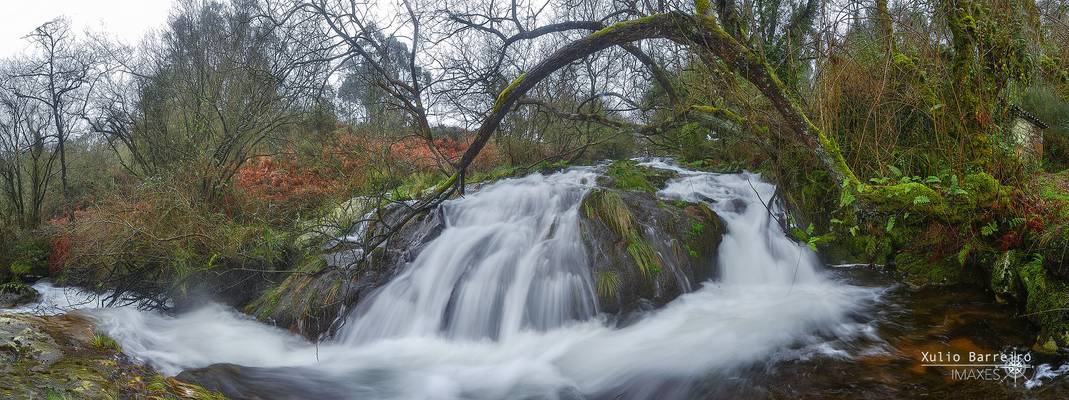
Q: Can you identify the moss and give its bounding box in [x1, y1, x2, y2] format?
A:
[432, 172, 459, 194]
[694, 0, 710, 16]
[246, 256, 327, 321]
[1018, 255, 1069, 350]
[863, 182, 948, 216]
[689, 222, 704, 237]
[894, 252, 962, 287]
[989, 250, 1022, 303]
[589, 14, 664, 40]
[492, 74, 525, 112]
[954, 172, 1010, 208]
[599, 160, 674, 193]
[0, 313, 220, 399]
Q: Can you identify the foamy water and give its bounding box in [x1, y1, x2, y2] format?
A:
[10, 163, 893, 398]
[4, 281, 109, 315]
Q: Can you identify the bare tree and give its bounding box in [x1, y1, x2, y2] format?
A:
[88, 0, 332, 201]
[292, 1, 861, 275]
[0, 63, 60, 229]
[10, 18, 100, 221]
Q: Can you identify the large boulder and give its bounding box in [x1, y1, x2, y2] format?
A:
[0, 312, 221, 399]
[0, 282, 39, 308]
[248, 160, 727, 339]
[246, 202, 445, 340]
[579, 160, 726, 316]
[579, 187, 725, 316]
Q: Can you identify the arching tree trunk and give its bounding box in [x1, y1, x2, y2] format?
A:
[452, 11, 859, 193]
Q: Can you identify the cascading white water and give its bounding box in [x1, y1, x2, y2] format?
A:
[639, 159, 820, 286]
[14, 162, 883, 398]
[340, 168, 600, 343]
[5, 281, 110, 315]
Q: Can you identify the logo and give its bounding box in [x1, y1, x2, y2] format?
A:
[1000, 352, 1031, 384]
[920, 349, 1033, 384]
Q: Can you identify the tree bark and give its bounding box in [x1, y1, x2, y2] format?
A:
[453, 11, 858, 192]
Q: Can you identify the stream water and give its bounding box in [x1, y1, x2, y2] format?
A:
[5, 162, 1068, 399]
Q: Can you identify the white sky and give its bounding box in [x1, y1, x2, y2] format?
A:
[0, 0, 174, 57]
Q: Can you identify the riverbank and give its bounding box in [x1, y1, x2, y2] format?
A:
[0, 310, 224, 399]
[3, 161, 1067, 399]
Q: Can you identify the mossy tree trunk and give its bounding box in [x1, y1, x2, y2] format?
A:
[877, 0, 894, 55]
[452, 10, 859, 193]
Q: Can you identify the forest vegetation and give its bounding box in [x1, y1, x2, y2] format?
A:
[4, 0, 1069, 362]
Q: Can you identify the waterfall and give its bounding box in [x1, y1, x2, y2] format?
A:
[639, 159, 820, 286]
[339, 168, 600, 343]
[40, 162, 876, 399]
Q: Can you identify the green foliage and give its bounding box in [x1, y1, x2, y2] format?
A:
[596, 270, 622, 299]
[44, 391, 73, 400]
[91, 334, 122, 352]
[1021, 85, 1069, 170]
[689, 222, 705, 237]
[1018, 254, 1069, 350]
[601, 160, 673, 193]
[677, 122, 712, 162]
[581, 189, 665, 278]
[7, 234, 49, 280]
[627, 237, 663, 277]
[61, 184, 300, 307]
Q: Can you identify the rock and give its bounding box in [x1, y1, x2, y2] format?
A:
[0, 312, 222, 399]
[578, 187, 725, 316]
[893, 252, 964, 288]
[295, 195, 377, 249]
[989, 250, 1023, 303]
[178, 363, 355, 399]
[0, 282, 39, 308]
[597, 159, 678, 193]
[246, 202, 445, 340]
[1017, 257, 1069, 351]
[249, 162, 713, 338]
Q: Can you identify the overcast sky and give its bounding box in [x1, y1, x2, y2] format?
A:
[0, 0, 173, 57]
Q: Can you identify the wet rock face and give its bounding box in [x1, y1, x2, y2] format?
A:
[247, 203, 446, 341]
[579, 167, 726, 316]
[0, 312, 220, 399]
[0, 283, 39, 308]
[249, 161, 727, 339]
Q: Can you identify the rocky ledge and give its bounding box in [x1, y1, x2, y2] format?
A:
[0, 311, 225, 399]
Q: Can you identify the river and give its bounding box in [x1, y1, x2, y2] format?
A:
[5, 161, 1068, 399]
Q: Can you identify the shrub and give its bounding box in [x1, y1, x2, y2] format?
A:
[59, 183, 299, 308]
[7, 234, 50, 280]
[90, 334, 121, 352]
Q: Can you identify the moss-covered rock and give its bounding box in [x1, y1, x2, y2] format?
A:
[863, 182, 948, 217]
[844, 172, 1013, 287]
[893, 252, 963, 288]
[989, 250, 1023, 303]
[597, 160, 677, 193]
[0, 282, 39, 308]
[1018, 255, 1069, 352]
[579, 187, 725, 315]
[0, 312, 223, 399]
[247, 202, 444, 340]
